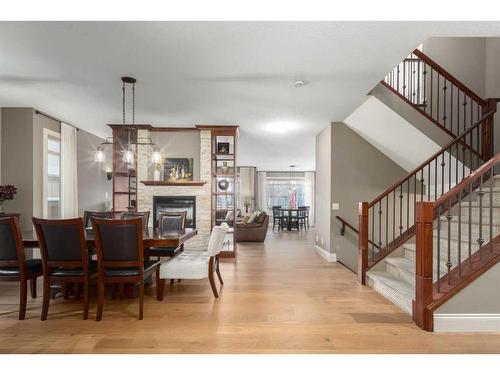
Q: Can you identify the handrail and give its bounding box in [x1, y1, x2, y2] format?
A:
[369, 110, 495, 208]
[412, 49, 486, 107]
[335, 215, 380, 250]
[433, 153, 500, 209]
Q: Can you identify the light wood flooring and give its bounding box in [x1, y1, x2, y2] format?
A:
[1, 229, 500, 353]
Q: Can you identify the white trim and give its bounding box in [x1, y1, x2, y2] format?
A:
[434, 314, 500, 332]
[314, 245, 337, 262]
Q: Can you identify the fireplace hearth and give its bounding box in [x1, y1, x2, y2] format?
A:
[153, 196, 196, 228]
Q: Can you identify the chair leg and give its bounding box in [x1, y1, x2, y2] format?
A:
[216, 259, 224, 285]
[41, 277, 50, 321]
[19, 278, 27, 320]
[96, 279, 105, 321]
[156, 268, 164, 301]
[83, 278, 89, 320]
[30, 277, 37, 298]
[139, 280, 145, 320]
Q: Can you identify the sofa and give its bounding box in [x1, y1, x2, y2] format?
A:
[235, 212, 269, 242]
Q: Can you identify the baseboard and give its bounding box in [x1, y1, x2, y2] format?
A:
[314, 245, 337, 262]
[434, 313, 500, 332]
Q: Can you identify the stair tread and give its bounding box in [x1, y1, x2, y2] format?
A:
[367, 270, 415, 299]
[385, 256, 415, 274]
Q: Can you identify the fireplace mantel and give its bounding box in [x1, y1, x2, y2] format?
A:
[141, 180, 207, 186]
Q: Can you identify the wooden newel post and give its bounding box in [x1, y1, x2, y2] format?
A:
[358, 202, 369, 285]
[414, 202, 434, 331]
[481, 98, 497, 161]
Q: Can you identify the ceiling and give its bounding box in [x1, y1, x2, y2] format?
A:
[1, 22, 500, 171]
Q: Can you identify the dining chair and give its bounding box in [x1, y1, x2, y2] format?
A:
[145, 211, 187, 259]
[159, 223, 228, 298]
[121, 211, 150, 232]
[0, 217, 43, 320]
[272, 206, 285, 231]
[92, 217, 161, 321]
[298, 206, 310, 230]
[32, 217, 97, 320]
[83, 211, 112, 229]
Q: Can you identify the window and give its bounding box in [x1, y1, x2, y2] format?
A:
[43, 129, 61, 219]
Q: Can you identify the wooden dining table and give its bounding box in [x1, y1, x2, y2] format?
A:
[21, 227, 198, 249]
[278, 208, 303, 231]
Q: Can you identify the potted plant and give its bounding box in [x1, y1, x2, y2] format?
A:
[0, 184, 17, 214]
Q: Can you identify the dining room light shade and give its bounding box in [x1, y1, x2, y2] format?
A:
[151, 147, 162, 164]
[123, 147, 135, 164]
[94, 146, 105, 163]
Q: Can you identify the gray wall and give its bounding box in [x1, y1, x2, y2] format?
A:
[153, 131, 201, 180]
[330, 122, 408, 271]
[423, 37, 486, 98]
[314, 125, 331, 252]
[436, 261, 500, 315]
[1, 108, 36, 230]
[77, 129, 112, 215]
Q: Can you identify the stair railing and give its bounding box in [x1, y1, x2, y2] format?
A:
[383, 49, 488, 139]
[357, 109, 496, 285]
[414, 153, 500, 331]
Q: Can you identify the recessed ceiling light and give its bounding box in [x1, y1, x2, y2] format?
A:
[263, 121, 299, 134]
[293, 80, 309, 88]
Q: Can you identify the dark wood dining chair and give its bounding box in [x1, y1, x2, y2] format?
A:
[121, 211, 150, 232]
[92, 217, 161, 321]
[298, 206, 310, 230]
[145, 211, 187, 259]
[83, 211, 112, 229]
[32, 217, 98, 320]
[0, 217, 43, 320]
[272, 206, 285, 231]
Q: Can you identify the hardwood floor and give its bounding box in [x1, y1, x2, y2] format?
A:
[1, 229, 500, 353]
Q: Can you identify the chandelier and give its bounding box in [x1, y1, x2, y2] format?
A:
[94, 77, 161, 165]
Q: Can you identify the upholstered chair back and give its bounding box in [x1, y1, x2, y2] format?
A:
[207, 223, 229, 257]
[93, 219, 141, 262]
[83, 211, 112, 229]
[34, 219, 84, 261]
[0, 217, 21, 261]
[121, 211, 150, 231]
[159, 211, 187, 233]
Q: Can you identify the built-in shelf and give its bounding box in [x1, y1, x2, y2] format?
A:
[140, 180, 207, 186]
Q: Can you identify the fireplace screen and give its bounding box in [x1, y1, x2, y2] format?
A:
[153, 196, 196, 228]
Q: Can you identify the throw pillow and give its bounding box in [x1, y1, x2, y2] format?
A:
[247, 211, 258, 223]
[255, 212, 266, 224]
[242, 214, 252, 224]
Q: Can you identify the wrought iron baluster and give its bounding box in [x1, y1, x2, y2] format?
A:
[458, 189, 462, 278]
[393, 190, 396, 243]
[441, 152, 445, 197]
[378, 201, 382, 250]
[490, 166, 494, 254]
[446, 200, 452, 286]
[478, 175, 484, 261]
[443, 77, 447, 130]
[407, 179, 410, 230]
[371, 207, 375, 262]
[437, 208, 441, 293]
[399, 185, 403, 235]
[437, 73, 440, 124]
[385, 196, 388, 248]
[422, 63, 427, 112]
[468, 183, 472, 271]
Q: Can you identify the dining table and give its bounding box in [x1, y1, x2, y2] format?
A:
[278, 207, 303, 231]
[21, 227, 198, 298]
[21, 227, 198, 249]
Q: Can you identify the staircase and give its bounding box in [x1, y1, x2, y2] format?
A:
[356, 48, 499, 331]
[366, 173, 500, 315]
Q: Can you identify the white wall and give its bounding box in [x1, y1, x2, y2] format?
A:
[314, 125, 332, 254]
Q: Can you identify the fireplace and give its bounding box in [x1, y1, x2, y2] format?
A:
[153, 196, 196, 228]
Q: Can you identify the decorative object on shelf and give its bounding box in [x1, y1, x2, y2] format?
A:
[163, 158, 193, 182]
[0, 184, 17, 214]
[221, 161, 229, 174]
[106, 171, 113, 181]
[217, 142, 230, 154]
[94, 77, 159, 164]
[218, 178, 229, 191]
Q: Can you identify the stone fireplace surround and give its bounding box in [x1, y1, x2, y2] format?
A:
[137, 129, 211, 250]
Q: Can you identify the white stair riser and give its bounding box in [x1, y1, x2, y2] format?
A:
[366, 274, 413, 314]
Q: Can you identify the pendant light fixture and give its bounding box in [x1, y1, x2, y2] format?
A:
[94, 76, 160, 165]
